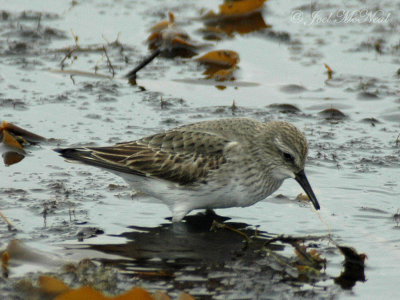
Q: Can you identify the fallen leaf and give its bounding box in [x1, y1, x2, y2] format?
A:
[324, 63, 333, 79]
[197, 50, 239, 67]
[211, 68, 235, 81]
[219, 0, 266, 17]
[296, 193, 310, 201]
[203, 0, 267, 19]
[177, 292, 196, 300]
[1, 130, 25, 152]
[0, 121, 45, 143]
[54, 286, 107, 300]
[153, 291, 171, 300]
[209, 11, 269, 35]
[150, 12, 175, 33]
[3, 151, 25, 166]
[114, 287, 153, 300]
[6, 239, 61, 267]
[2, 251, 9, 277]
[39, 275, 70, 295]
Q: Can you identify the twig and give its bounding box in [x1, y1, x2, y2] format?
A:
[125, 49, 161, 80]
[102, 46, 115, 78]
[60, 48, 76, 70]
[263, 234, 325, 247]
[0, 211, 16, 232]
[36, 13, 42, 32]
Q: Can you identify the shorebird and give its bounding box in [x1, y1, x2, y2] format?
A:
[55, 117, 319, 222]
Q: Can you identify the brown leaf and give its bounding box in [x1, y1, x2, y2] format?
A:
[54, 286, 107, 300]
[153, 291, 171, 300]
[296, 193, 310, 201]
[211, 11, 269, 35]
[219, 0, 267, 17]
[177, 292, 196, 300]
[3, 151, 25, 166]
[114, 287, 153, 300]
[211, 68, 235, 81]
[150, 12, 175, 33]
[1, 121, 45, 143]
[197, 50, 239, 80]
[324, 63, 333, 79]
[2, 251, 9, 276]
[2, 130, 25, 152]
[197, 50, 239, 68]
[39, 276, 70, 295]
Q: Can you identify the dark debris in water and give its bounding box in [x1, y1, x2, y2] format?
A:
[268, 103, 300, 114]
[280, 84, 307, 94]
[65, 212, 364, 299]
[318, 108, 347, 120]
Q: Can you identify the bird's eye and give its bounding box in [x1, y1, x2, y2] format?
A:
[283, 152, 295, 163]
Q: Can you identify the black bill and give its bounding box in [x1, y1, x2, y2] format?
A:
[295, 169, 320, 210]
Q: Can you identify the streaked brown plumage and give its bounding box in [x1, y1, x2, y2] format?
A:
[55, 117, 319, 222]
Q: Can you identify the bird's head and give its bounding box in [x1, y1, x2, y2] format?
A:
[262, 121, 320, 210]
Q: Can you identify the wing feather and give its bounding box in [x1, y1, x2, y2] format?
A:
[57, 130, 229, 185]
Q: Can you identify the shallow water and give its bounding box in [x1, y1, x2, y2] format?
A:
[1, 0, 400, 299]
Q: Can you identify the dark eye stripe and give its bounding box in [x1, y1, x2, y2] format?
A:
[283, 152, 295, 163]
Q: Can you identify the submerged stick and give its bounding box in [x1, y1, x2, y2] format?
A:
[125, 49, 161, 80]
[0, 211, 16, 231]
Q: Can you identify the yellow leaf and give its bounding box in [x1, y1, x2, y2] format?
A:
[153, 291, 171, 300]
[1, 251, 9, 265]
[177, 292, 196, 300]
[55, 286, 107, 300]
[296, 193, 309, 201]
[150, 12, 175, 33]
[197, 50, 239, 68]
[2, 251, 9, 275]
[114, 287, 153, 300]
[1, 121, 45, 142]
[212, 68, 235, 81]
[39, 275, 70, 295]
[219, 0, 266, 17]
[2, 130, 25, 152]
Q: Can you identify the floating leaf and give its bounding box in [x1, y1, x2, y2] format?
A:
[209, 12, 269, 35]
[54, 286, 107, 300]
[150, 12, 175, 33]
[5, 239, 61, 267]
[146, 13, 197, 56]
[198, 26, 227, 41]
[296, 193, 309, 201]
[197, 50, 239, 81]
[39, 276, 70, 295]
[153, 291, 171, 300]
[218, 0, 267, 17]
[114, 287, 153, 300]
[3, 151, 25, 166]
[324, 63, 333, 79]
[2, 251, 9, 277]
[177, 292, 196, 300]
[212, 68, 235, 81]
[0, 121, 45, 143]
[197, 50, 239, 68]
[1, 130, 25, 152]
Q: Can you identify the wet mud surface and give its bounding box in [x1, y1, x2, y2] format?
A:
[1, 0, 400, 299]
